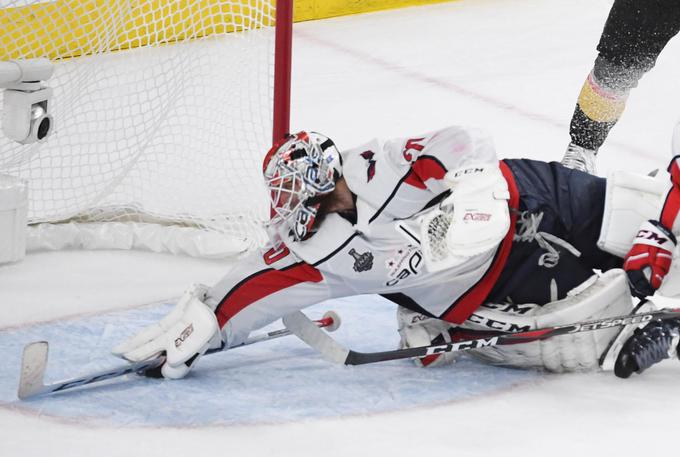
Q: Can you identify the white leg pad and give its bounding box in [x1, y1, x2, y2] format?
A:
[396, 307, 459, 367]
[464, 269, 634, 372]
[597, 170, 669, 257]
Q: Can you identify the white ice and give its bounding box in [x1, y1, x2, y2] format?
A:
[2, 0, 680, 455]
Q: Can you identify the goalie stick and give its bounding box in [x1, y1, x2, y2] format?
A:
[18, 311, 340, 400]
[282, 307, 680, 366]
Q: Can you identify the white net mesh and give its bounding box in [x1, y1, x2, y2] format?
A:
[0, 0, 280, 254]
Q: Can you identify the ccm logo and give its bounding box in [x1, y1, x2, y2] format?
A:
[174, 323, 194, 348]
[636, 229, 668, 244]
[463, 212, 491, 221]
[467, 313, 532, 332]
[425, 336, 499, 355]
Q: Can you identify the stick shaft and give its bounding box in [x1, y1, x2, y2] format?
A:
[20, 315, 335, 399]
[343, 307, 680, 365]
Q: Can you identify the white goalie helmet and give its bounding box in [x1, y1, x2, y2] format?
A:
[262, 131, 342, 245]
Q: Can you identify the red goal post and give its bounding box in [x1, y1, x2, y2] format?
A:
[274, 0, 293, 144]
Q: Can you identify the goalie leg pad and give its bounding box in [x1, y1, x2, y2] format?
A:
[396, 306, 458, 367]
[598, 170, 669, 257]
[464, 269, 634, 372]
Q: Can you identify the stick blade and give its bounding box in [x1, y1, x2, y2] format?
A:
[283, 311, 349, 364]
[18, 341, 49, 400]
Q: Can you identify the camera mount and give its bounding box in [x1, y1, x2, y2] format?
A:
[1, 58, 54, 144]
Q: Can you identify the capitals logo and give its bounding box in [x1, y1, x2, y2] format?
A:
[360, 150, 376, 182]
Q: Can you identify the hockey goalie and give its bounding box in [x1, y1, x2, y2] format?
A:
[113, 125, 680, 379]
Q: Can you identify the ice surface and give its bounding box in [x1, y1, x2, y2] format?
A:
[2, 0, 680, 456]
[0, 297, 539, 426]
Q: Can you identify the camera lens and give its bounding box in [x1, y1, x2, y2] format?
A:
[37, 117, 51, 140]
[31, 104, 46, 120]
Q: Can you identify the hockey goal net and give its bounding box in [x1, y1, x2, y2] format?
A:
[0, 0, 292, 258]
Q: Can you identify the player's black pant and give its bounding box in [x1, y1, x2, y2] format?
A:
[488, 159, 622, 306]
[597, 0, 680, 72]
[570, 0, 680, 150]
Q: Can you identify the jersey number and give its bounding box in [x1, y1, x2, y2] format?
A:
[263, 245, 290, 265]
[402, 137, 425, 162]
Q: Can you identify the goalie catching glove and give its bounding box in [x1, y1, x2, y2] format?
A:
[112, 284, 223, 379]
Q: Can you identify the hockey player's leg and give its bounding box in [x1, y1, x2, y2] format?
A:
[396, 270, 634, 371]
[468, 270, 634, 372]
[562, 0, 680, 173]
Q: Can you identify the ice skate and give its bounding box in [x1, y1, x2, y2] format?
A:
[561, 142, 598, 174]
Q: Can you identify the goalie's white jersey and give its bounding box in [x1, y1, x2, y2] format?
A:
[208, 126, 520, 347]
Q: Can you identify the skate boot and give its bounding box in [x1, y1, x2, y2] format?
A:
[561, 142, 598, 174]
[614, 318, 680, 378]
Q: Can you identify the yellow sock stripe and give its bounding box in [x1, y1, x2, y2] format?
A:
[577, 73, 628, 123]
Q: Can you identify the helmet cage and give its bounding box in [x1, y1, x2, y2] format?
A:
[263, 132, 340, 244]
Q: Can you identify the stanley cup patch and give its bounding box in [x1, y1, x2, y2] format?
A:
[348, 248, 374, 272]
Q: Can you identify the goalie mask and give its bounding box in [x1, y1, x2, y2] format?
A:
[263, 131, 342, 245]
